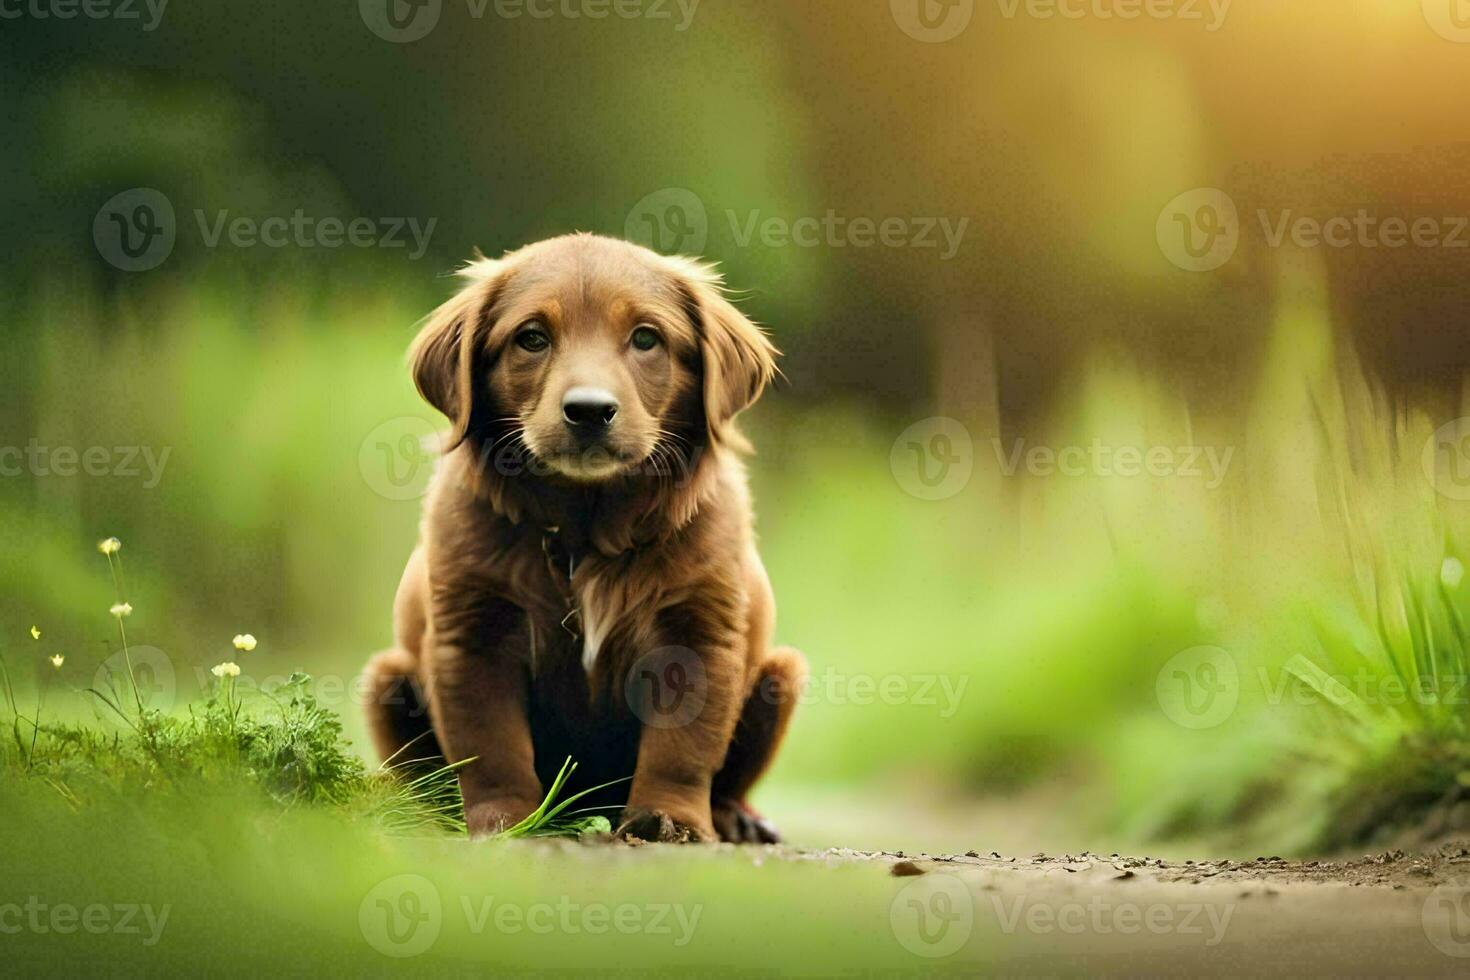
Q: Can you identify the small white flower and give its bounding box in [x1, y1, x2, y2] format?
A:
[1443, 557, 1465, 591]
[98, 537, 122, 556]
[30, 626, 40, 640]
[49, 654, 64, 669]
[232, 634, 257, 652]
[211, 662, 241, 678]
[109, 602, 133, 618]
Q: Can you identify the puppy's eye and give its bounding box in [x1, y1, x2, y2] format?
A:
[515, 326, 551, 353]
[630, 326, 661, 352]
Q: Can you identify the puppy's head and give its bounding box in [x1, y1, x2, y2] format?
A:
[410, 234, 777, 484]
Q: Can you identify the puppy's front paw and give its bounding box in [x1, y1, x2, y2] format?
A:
[616, 807, 715, 844]
[465, 797, 540, 838]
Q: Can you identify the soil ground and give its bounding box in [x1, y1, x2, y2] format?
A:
[590, 835, 1470, 974]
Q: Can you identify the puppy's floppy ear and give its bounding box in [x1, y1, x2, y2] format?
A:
[675, 259, 779, 445]
[408, 257, 505, 449]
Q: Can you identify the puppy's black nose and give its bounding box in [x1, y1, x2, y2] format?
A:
[562, 387, 619, 429]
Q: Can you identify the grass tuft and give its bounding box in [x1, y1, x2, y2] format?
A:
[0, 538, 617, 843]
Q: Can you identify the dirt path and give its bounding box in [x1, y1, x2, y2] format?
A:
[607, 838, 1470, 974]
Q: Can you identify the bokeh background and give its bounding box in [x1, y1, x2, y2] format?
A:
[7, 0, 1470, 856]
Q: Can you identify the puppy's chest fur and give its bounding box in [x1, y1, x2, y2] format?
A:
[530, 547, 663, 683]
[571, 569, 622, 674]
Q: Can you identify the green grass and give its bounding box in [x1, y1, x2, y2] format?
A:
[0, 538, 623, 843]
[0, 652, 637, 844]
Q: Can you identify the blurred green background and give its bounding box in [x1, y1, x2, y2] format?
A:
[6, 0, 1470, 857]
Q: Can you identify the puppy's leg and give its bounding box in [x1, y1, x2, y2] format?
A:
[617, 618, 745, 843]
[427, 600, 543, 837]
[711, 645, 807, 844]
[362, 648, 441, 770]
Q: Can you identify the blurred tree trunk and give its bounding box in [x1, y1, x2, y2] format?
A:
[933, 303, 1003, 505]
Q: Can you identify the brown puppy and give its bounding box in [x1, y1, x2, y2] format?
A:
[362, 233, 806, 843]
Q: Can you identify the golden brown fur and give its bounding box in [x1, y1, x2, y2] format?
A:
[362, 234, 806, 843]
